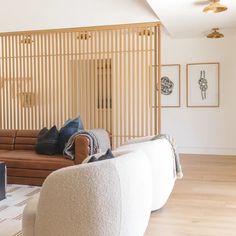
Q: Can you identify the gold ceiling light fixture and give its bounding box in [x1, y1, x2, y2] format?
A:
[138, 29, 154, 36]
[77, 32, 91, 40]
[203, 0, 228, 13]
[20, 35, 34, 44]
[207, 28, 224, 38]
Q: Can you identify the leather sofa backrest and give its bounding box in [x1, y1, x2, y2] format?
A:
[15, 130, 39, 150]
[0, 130, 17, 150]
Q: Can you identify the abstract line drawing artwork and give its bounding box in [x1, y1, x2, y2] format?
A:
[160, 76, 174, 95]
[151, 64, 180, 107]
[187, 63, 219, 107]
[198, 70, 208, 100]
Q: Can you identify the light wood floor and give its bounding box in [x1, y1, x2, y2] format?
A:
[145, 154, 236, 236]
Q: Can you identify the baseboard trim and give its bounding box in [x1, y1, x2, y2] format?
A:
[178, 146, 236, 156]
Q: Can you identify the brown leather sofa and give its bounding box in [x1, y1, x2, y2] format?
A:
[0, 129, 92, 186]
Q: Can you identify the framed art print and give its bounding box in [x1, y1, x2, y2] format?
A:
[187, 62, 219, 107]
[151, 64, 181, 107]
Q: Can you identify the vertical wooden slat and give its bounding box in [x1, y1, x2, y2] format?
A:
[78, 32, 83, 124]
[1, 37, 6, 129]
[132, 28, 135, 139]
[82, 31, 88, 128]
[141, 29, 145, 137]
[37, 34, 43, 128]
[10, 35, 15, 129]
[123, 29, 127, 142]
[127, 28, 131, 140]
[4, 36, 9, 129]
[59, 32, 63, 126]
[94, 31, 98, 129]
[137, 28, 140, 138]
[40, 34, 45, 127]
[74, 32, 78, 118]
[90, 31, 95, 128]
[15, 35, 20, 129]
[87, 31, 91, 128]
[26, 35, 30, 129]
[67, 32, 70, 120]
[98, 31, 102, 129]
[52, 33, 56, 128]
[145, 28, 149, 136]
[71, 32, 75, 118]
[157, 25, 161, 134]
[8, 35, 13, 129]
[107, 30, 111, 133]
[111, 29, 115, 148]
[63, 32, 67, 122]
[115, 29, 119, 147]
[102, 30, 106, 130]
[47, 33, 51, 127]
[149, 26, 153, 135]
[42, 34, 50, 128]
[32, 34, 37, 129]
[29, 34, 34, 129]
[119, 29, 123, 145]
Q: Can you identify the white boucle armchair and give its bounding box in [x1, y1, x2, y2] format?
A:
[22, 150, 152, 236]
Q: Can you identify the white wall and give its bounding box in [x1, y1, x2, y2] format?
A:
[0, 0, 158, 33]
[161, 29, 236, 155]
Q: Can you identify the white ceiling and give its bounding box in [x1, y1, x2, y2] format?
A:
[147, 0, 236, 37]
[0, 0, 158, 33]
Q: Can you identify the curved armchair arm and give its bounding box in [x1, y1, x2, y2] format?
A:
[31, 150, 151, 236]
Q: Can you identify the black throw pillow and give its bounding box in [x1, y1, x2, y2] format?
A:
[57, 116, 84, 154]
[35, 126, 59, 155]
[88, 149, 114, 163]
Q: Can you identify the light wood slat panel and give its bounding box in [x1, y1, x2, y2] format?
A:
[0, 23, 160, 149]
[87, 31, 91, 128]
[107, 30, 111, 134]
[4, 36, 9, 129]
[132, 28, 135, 141]
[127, 28, 131, 140]
[1, 37, 5, 128]
[94, 31, 98, 129]
[115, 29, 119, 147]
[123, 29, 127, 143]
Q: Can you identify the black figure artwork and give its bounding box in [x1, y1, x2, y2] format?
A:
[198, 70, 208, 100]
[156, 76, 174, 95]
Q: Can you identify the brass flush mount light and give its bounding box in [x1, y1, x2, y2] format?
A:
[207, 28, 224, 38]
[77, 32, 91, 40]
[20, 35, 34, 44]
[203, 0, 228, 13]
[138, 29, 154, 36]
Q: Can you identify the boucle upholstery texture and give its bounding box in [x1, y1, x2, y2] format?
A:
[22, 150, 152, 236]
[22, 193, 40, 236]
[116, 138, 176, 211]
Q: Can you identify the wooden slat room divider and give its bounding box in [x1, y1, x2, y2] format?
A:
[0, 22, 161, 148]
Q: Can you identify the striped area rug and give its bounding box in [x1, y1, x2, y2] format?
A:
[0, 184, 41, 236]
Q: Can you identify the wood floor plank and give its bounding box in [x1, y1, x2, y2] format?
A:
[145, 154, 236, 236]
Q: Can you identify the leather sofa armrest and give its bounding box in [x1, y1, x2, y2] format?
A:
[74, 136, 90, 164]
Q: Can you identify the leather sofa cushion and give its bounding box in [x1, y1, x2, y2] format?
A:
[15, 130, 39, 150]
[0, 150, 74, 170]
[0, 130, 17, 150]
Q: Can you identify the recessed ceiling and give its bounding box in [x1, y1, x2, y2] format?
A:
[146, 0, 236, 37]
[0, 0, 158, 33]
